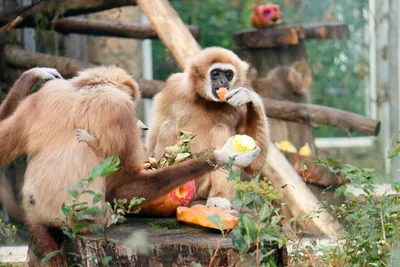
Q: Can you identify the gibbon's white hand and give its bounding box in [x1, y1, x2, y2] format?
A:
[225, 87, 255, 107]
[214, 136, 261, 167]
[206, 197, 232, 210]
[29, 67, 64, 80]
[75, 129, 95, 143]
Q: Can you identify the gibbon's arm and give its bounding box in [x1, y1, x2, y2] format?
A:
[0, 103, 28, 168]
[0, 68, 63, 120]
[225, 87, 269, 176]
[109, 137, 261, 202]
[75, 129, 106, 158]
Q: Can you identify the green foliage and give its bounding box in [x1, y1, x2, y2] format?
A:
[225, 161, 287, 266]
[0, 218, 18, 245]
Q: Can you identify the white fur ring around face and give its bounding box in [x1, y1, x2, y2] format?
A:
[215, 136, 261, 167]
[225, 87, 252, 107]
[206, 197, 232, 210]
[30, 67, 64, 80]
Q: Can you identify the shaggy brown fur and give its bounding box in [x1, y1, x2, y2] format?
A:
[147, 47, 269, 207]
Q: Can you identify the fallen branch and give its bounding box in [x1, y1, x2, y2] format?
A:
[263, 98, 380, 137]
[0, 0, 139, 27]
[16, 17, 200, 40]
[4, 46, 163, 94]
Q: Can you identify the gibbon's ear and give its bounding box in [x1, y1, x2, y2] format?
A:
[122, 78, 140, 102]
[194, 66, 204, 79]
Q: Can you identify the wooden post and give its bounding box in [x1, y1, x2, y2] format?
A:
[136, 0, 201, 70]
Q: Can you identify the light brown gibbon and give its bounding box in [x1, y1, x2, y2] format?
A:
[0, 66, 260, 264]
[146, 47, 269, 210]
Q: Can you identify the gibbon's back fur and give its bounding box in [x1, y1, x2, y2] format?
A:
[0, 66, 243, 263]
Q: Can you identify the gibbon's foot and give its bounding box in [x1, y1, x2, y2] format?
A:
[75, 129, 95, 143]
[206, 197, 232, 210]
[214, 136, 261, 167]
[29, 67, 64, 80]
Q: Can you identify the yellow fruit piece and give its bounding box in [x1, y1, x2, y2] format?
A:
[232, 135, 256, 152]
[216, 87, 228, 100]
[299, 143, 312, 157]
[276, 140, 297, 153]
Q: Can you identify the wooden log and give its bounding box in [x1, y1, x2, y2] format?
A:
[265, 145, 343, 239]
[136, 0, 201, 70]
[0, 0, 139, 27]
[263, 98, 381, 137]
[27, 218, 288, 266]
[4, 46, 164, 94]
[16, 17, 200, 40]
[233, 23, 349, 48]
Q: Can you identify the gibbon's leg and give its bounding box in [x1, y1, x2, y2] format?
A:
[225, 87, 269, 177]
[153, 120, 179, 159]
[206, 124, 236, 210]
[0, 68, 63, 120]
[75, 129, 106, 158]
[107, 137, 261, 204]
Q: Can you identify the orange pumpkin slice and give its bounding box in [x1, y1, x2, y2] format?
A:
[216, 87, 228, 101]
[139, 180, 196, 217]
[177, 204, 239, 230]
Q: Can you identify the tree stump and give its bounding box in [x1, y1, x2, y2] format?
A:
[27, 218, 288, 267]
[233, 23, 349, 156]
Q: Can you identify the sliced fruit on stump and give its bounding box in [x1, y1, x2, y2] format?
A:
[177, 204, 239, 230]
[139, 180, 196, 217]
[216, 87, 228, 100]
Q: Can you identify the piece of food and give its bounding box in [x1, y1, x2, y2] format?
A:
[139, 180, 196, 217]
[216, 87, 228, 100]
[299, 142, 312, 157]
[232, 134, 256, 152]
[276, 140, 297, 153]
[177, 204, 239, 230]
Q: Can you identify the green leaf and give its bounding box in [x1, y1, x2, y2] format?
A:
[40, 250, 60, 265]
[259, 203, 273, 222]
[92, 194, 103, 205]
[67, 188, 79, 199]
[270, 216, 282, 226]
[101, 256, 113, 266]
[70, 202, 88, 209]
[207, 214, 226, 231]
[61, 203, 70, 216]
[191, 262, 202, 267]
[82, 190, 97, 196]
[76, 181, 86, 189]
[242, 214, 258, 242]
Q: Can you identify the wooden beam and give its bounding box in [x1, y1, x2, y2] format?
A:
[0, 0, 138, 27]
[4, 46, 164, 94]
[263, 98, 381, 137]
[19, 17, 200, 40]
[233, 23, 349, 48]
[136, 0, 201, 70]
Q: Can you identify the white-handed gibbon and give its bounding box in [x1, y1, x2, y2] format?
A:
[146, 47, 269, 210]
[0, 66, 260, 264]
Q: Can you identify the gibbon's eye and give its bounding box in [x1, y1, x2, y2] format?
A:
[211, 69, 221, 79]
[225, 70, 234, 81]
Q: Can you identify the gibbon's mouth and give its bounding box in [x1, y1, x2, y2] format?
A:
[214, 87, 229, 101]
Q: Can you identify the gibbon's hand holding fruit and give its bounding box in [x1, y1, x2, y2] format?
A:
[232, 134, 256, 152]
[177, 204, 239, 230]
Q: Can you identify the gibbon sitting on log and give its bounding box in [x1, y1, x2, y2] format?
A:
[146, 47, 269, 210]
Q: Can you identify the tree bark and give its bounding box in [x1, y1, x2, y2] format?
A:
[27, 218, 287, 267]
[136, 0, 202, 70]
[263, 98, 381, 137]
[4, 45, 164, 94]
[0, 0, 140, 27]
[16, 17, 200, 40]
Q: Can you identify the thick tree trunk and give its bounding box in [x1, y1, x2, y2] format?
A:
[27, 218, 287, 267]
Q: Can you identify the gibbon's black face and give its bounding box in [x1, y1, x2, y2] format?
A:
[210, 68, 234, 99]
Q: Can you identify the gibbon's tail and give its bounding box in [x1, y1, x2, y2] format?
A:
[109, 159, 216, 202]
